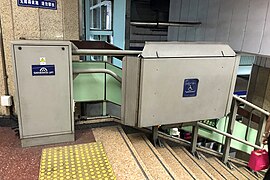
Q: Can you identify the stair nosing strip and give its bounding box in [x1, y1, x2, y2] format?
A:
[212, 157, 239, 179]
[230, 163, 250, 180]
[200, 155, 227, 180]
[238, 168, 256, 180]
[180, 147, 214, 180]
[241, 167, 261, 179]
[255, 171, 264, 179]
[141, 135, 175, 180]
[117, 127, 150, 180]
[163, 143, 196, 180]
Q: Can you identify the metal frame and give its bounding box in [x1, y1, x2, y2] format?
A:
[190, 94, 269, 166]
[73, 68, 122, 82]
[72, 60, 122, 118]
[72, 49, 141, 56]
[72, 48, 270, 167]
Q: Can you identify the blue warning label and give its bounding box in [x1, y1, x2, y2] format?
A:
[32, 65, 55, 76]
[183, 79, 199, 97]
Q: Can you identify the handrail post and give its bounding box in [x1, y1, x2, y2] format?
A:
[255, 115, 267, 147]
[222, 98, 239, 165]
[190, 121, 199, 156]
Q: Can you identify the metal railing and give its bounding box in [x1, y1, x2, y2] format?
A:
[191, 94, 269, 166]
[73, 68, 122, 83]
[72, 49, 142, 56]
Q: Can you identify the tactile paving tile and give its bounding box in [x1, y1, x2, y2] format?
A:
[39, 142, 116, 180]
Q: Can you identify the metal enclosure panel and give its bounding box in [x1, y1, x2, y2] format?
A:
[142, 42, 235, 58]
[73, 62, 105, 102]
[13, 42, 73, 139]
[168, 0, 182, 41]
[260, 3, 270, 55]
[106, 63, 122, 105]
[186, 0, 199, 41]
[228, 0, 250, 51]
[195, 0, 209, 41]
[242, 0, 269, 53]
[215, 0, 234, 42]
[204, 0, 220, 41]
[121, 56, 141, 126]
[138, 57, 237, 127]
[225, 55, 240, 115]
[178, 0, 190, 41]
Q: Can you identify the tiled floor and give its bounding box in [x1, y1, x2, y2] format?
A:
[0, 126, 95, 180]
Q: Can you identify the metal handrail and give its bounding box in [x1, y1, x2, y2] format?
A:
[72, 49, 142, 56]
[197, 122, 261, 149]
[233, 94, 270, 116]
[191, 94, 270, 165]
[73, 68, 122, 83]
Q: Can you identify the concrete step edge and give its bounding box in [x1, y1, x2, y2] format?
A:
[117, 128, 154, 180]
[128, 133, 179, 179]
[200, 153, 247, 180]
[171, 146, 216, 180]
[162, 142, 198, 179]
[239, 167, 264, 180]
[92, 126, 153, 180]
[206, 157, 238, 180]
[230, 163, 256, 180]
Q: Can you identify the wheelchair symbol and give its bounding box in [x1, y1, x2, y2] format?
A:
[188, 85, 193, 91]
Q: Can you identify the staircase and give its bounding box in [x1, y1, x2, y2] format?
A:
[92, 125, 263, 180]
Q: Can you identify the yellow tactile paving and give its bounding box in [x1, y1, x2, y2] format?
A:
[38, 142, 116, 180]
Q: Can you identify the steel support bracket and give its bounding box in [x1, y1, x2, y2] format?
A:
[152, 126, 163, 147]
[226, 161, 233, 170]
[190, 121, 199, 155]
[192, 150, 201, 160]
[222, 99, 239, 164]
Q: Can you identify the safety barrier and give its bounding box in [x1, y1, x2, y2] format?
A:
[191, 95, 270, 166]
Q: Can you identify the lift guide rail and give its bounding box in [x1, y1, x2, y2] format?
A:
[121, 42, 240, 127]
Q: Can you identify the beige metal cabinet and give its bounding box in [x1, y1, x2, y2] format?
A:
[12, 41, 74, 147]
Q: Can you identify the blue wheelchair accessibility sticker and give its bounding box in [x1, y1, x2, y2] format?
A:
[32, 65, 55, 76]
[183, 78, 199, 97]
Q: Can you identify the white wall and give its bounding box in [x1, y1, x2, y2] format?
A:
[168, 0, 270, 56]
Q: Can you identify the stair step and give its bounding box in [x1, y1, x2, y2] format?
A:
[128, 133, 178, 179]
[171, 146, 215, 179]
[239, 167, 264, 180]
[92, 126, 153, 180]
[226, 162, 249, 179]
[255, 171, 265, 179]
[206, 157, 239, 179]
[201, 154, 248, 180]
[187, 152, 226, 179]
[230, 164, 258, 180]
[156, 142, 196, 179]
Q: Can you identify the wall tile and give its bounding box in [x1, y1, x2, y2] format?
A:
[251, 66, 269, 108]
[11, 0, 40, 39]
[0, 0, 15, 115]
[247, 65, 258, 104]
[39, 1, 64, 40]
[0, 42, 4, 115]
[0, 0, 79, 115]
[263, 72, 270, 111]
[265, 58, 270, 68]
[63, 0, 79, 40]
